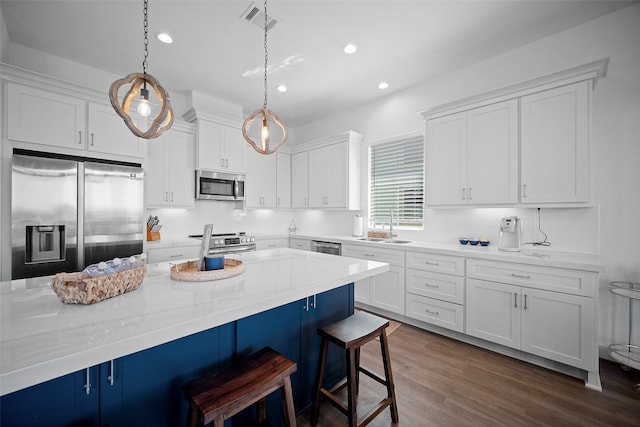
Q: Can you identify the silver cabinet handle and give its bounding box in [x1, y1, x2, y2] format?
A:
[303, 297, 309, 311]
[84, 367, 92, 395]
[311, 294, 316, 309]
[364, 253, 375, 257]
[108, 360, 115, 386]
[524, 294, 528, 310]
[78, 130, 83, 145]
[523, 184, 528, 198]
[514, 292, 518, 308]
[268, 244, 277, 248]
[461, 188, 466, 200]
[511, 273, 531, 279]
[220, 158, 224, 167]
[165, 191, 169, 202]
[468, 187, 472, 200]
[277, 197, 280, 206]
[424, 282, 440, 288]
[425, 309, 439, 315]
[170, 192, 174, 202]
[169, 254, 184, 258]
[425, 261, 440, 266]
[90, 133, 95, 146]
[225, 159, 229, 168]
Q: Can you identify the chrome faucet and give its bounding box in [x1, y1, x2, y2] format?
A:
[388, 210, 398, 242]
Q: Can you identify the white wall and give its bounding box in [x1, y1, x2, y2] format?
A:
[296, 5, 640, 351]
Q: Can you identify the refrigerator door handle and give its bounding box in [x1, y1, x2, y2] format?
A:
[77, 162, 85, 270]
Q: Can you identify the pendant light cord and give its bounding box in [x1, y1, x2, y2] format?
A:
[263, 0, 268, 109]
[142, 0, 149, 76]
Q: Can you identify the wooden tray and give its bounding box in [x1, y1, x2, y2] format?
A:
[170, 259, 244, 282]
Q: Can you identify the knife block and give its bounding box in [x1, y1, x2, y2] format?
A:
[146, 225, 161, 241]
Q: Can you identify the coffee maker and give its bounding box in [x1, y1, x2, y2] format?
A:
[499, 216, 522, 252]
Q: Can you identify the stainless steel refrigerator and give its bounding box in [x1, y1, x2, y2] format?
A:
[11, 151, 144, 279]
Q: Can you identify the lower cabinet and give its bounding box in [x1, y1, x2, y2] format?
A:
[146, 244, 201, 264]
[0, 326, 231, 427]
[255, 237, 290, 250]
[289, 238, 311, 251]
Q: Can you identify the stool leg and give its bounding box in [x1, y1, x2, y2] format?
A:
[346, 347, 358, 427]
[379, 331, 399, 423]
[311, 337, 329, 426]
[282, 375, 297, 427]
[257, 398, 266, 424]
[186, 404, 199, 427]
[355, 346, 361, 397]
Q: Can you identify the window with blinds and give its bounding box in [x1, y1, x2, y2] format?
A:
[369, 135, 424, 228]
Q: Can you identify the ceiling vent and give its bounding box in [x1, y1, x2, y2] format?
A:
[240, 2, 279, 32]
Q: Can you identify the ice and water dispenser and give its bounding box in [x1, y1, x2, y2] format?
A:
[25, 225, 66, 263]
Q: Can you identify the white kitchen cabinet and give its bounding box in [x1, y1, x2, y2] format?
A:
[145, 122, 195, 208]
[343, 244, 405, 315]
[245, 149, 277, 208]
[7, 83, 144, 158]
[425, 99, 518, 206]
[309, 143, 347, 208]
[256, 237, 289, 250]
[520, 81, 590, 203]
[405, 251, 465, 332]
[276, 152, 291, 208]
[291, 152, 309, 208]
[289, 238, 311, 251]
[147, 245, 200, 264]
[194, 119, 245, 173]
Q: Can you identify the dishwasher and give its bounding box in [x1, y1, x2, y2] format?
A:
[310, 240, 342, 256]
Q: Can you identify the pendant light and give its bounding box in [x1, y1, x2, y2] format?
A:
[109, 0, 173, 139]
[241, 0, 288, 155]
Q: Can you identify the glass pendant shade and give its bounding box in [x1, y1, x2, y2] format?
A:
[242, 108, 288, 155]
[109, 72, 173, 139]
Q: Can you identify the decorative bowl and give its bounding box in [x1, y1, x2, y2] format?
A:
[469, 238, 479, 246]
[479, 239, 490, 246]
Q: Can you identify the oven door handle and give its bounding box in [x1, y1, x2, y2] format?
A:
[208, 245, 255, 255]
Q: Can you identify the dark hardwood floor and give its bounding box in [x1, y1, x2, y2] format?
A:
[297, 322, 640, 426]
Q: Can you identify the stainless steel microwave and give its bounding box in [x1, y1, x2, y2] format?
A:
[195, 170, 245, 201]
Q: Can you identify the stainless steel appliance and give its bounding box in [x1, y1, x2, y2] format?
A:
[311, 240, 342, 256]
[189, 232, 256, 255]
[498, 216, 523, 252]
[11, 150, 144, 279]
[195, 170, 245, 201]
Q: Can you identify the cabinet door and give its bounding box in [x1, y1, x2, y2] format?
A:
[223, 126, 246, 173]
[289, 238, 311, 251]
[245, 148, 262, 207]
[466, 278, 521, 349]
[147, 245, 200, 263]
[87, 102, 144, 158]
[0, 368, 99, 426]
[195, 120, 224, 170]
[167, 128, 195, 207]
[467, 100, 518, 204]
[370, 266, 405, 315]
[323, 143, 348, 208]
[425, 112, 467, 205]
[144, 132, 169, 206]
[261, 153, 278, 207]
[308, 148, 325, 207]
[7, 83, 86, 149]
[291, 152, 309, 208]
[520, 81, 589, 203]
[354, 278, 371, 304]
[277, 152, 291, 208]
[521, 288, 594, 370]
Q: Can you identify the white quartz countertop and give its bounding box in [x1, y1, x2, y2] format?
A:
[0, 248, 388, 396]
[290, 233, 604, 272]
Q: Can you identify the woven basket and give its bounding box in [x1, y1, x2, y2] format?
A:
[51, 265, 147, 304]
[170, 259, 244, 282]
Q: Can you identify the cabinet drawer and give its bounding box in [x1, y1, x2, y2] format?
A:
[147, 245, 200, 264]
[343, 245, 405, 267]
[406, 293, 464, 333]
[289, 238, 311, 251]
[467, 259, 596, 297]
[256, 238, 289, 250]
[406, 269, 465, 304]
[406, 251, 464, 276]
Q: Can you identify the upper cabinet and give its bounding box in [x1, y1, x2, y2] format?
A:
[420, 58, 607, 207]
[303, 131, 362, 210]
[144, 122, 196, 208]
[276, 152, 291, 209]
[245, 149, 277, 208]
[520, 81, 589, 204]
[7, 83, 145, 159]
[291, 152, 309, 208]
[192, 119, 245, 174]
[425, 100, 518, 206]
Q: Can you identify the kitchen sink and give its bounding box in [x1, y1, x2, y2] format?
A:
[357, 237, 386, 242]
[381, 240, 411, 244]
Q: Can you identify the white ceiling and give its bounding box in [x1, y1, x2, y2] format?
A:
[1, 1, 635, 127]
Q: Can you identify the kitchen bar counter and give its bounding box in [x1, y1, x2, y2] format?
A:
[0, 248, 388, 396]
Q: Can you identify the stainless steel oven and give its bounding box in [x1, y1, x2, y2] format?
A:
[189, 232, 256, 255]
[311, 240, 342, 256]
[195, 170, 245, 201]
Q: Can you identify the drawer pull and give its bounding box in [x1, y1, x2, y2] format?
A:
[268, 244, 277, 248]
[424, 261, 440, 266]
[108, 360, 115, 386]
[84, 368, 92, 395]
[425, 309, 440, 316]
[524, 294, 528, 310]
[364, 253, 376, 257]
[514, 292, 518, 308]
[511, 273, 531, 279]
[424, 282, 440, 288]
[170, 254, 184, 258]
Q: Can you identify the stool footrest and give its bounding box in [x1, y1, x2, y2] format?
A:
[359, 366, 387, 387]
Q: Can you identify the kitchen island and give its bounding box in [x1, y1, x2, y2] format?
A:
[0, 248, 388, 426]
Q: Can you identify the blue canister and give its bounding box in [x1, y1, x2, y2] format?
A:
[204, 256, 225, 271]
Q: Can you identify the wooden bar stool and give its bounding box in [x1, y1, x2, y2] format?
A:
[311, 311, 399, 427]
[183, 347, 297, 427]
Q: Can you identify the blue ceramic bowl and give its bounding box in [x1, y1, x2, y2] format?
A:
[204, 256, 225, 271]
[469, 238, 479, 246]
[479, 240, 490, 246]
[459, 237, 469, 245]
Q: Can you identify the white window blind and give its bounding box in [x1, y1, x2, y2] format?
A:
[369, 135, 424, 228]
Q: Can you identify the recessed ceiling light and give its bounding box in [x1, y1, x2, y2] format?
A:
[277, 85, 287, 93]
[378, 81, 389, 90]
[343, 43, 358, 54]
[156, 32, 173, 44]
